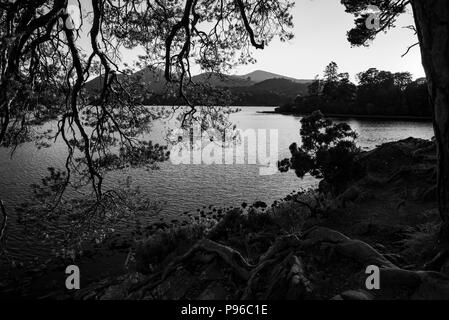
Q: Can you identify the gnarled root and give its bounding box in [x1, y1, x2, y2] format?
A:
[134, 238, 254, 298]
[303, 226, 449, 299]
[242, 253, 312, 300]
[242, 234, 306, 300]
[301, 226, 396, 268]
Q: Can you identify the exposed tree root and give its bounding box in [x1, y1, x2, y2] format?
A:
[241, 257, 280, 300]
[82, 225, 449, 300]
[135, 238, 255, 299]
[258, 234, 302, 262]
[263, 254, 313, 300]
[301, 226, 397, 268]
[302, 226, 449, 299]
[242, 234, 304, 299]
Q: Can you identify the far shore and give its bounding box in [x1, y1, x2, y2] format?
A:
[259, 110, 433, 122]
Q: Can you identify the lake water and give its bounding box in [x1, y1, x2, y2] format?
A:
[0, 106, 435, 261]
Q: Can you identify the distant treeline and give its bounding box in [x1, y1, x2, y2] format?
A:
[147, 78, 310, 107]
[228, 78, 310, 106]
[277, 62, 431, 118]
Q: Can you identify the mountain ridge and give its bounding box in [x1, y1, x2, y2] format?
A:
[235, 70, 312, 84]
[86, 67, 312, 89]
[85, 67, 313, 106]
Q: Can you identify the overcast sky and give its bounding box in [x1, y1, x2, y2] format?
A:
[231, 0, 424, 81]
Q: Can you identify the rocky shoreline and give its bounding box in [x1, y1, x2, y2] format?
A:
[72, 137, 449, 300]
[4, 137, 449, 300]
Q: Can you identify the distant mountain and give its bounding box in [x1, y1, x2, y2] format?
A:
[253, 78, 309, 93]
[85, 68, 249, 93]
[236, 70, 311, 84]
[85, 66, 168, 94]
[190, 70, 311, 87]
[229, 78, 310, 106]
[191, 73, 255, 87]
[85, 68, 312, 106]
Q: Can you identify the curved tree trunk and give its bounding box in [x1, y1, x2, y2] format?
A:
[412, 0, 449, 245]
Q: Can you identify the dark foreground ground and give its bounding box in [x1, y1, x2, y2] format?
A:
[2, 137, 449, 299]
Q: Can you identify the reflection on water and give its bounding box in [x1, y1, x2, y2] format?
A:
[0, 106, 434, 261]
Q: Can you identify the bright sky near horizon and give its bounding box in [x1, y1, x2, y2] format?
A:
[231, 0, 425, 81]
[76, 0, 425, 82]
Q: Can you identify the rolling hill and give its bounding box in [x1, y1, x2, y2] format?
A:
[85, 67, 312, 106]
[236, 70, 312, 84]
[229, 78, 310, 106]
[191, 72, 255, 87]
[84, 66, 167, 94]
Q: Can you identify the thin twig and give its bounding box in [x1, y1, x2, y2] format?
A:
[401, 42, 419, 57]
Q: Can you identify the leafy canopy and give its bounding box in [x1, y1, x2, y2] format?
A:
[278, 111, 360, 193]
[341, 0, 410, 46]
[0, 0, 295, 198]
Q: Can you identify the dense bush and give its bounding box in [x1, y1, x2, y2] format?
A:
[278, 111, 362, 193]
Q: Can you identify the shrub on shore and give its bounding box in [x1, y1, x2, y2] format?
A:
[278, 111, 362, 194]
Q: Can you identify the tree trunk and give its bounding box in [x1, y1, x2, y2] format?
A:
[412, 0, 449, 244]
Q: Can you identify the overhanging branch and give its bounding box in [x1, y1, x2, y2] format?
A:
[235, 0, 265, 49]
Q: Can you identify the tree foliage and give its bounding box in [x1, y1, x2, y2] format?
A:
[280, 62, 430, 117]
[0, 0, 295, 198]
[0, 0, 295, 253]
[278, 111, 360, 194]
[341, 0, 410, 46]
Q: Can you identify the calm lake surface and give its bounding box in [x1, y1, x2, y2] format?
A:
[0, 106, 435, 261]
